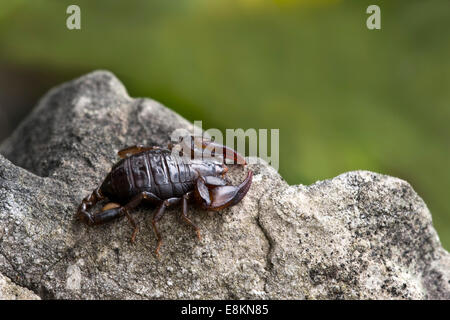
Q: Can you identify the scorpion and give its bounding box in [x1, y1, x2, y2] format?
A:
[76, 136, 253, 255]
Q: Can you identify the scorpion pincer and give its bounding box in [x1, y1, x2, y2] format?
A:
[76, 137, 253, 255]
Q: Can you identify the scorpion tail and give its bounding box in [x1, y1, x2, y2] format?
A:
[199, 138, 247, 165]
[196, 170, 253, 211]
[177, 136, 247, 165]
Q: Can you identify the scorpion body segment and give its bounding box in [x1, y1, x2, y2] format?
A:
[100, 149, 225, 203]
[77, 139, 253, 255]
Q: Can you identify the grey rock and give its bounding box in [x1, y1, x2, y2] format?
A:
[0, 273, 40, 300]
[0, 71, 448, 299]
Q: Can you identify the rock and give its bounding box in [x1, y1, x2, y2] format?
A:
[0, 273, 40, 300]
[0, 70, 448, 299]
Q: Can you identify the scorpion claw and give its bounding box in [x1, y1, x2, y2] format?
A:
[77, 211, 94, 225]
[196, 171, 253, 211]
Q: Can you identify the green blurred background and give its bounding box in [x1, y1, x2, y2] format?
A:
[0, 0, 449, 249]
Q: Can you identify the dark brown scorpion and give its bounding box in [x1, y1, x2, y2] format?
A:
[76, 137, 253, 255]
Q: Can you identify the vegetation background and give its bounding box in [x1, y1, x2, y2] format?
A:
[0, 0, 449, 249]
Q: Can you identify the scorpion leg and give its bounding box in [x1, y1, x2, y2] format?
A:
[152, 197, 182, 256]
[180, 192, 201, 241]
[123, 210, 139, 243]
[118, 145, 161, 159]
[121, 191, 162, 243]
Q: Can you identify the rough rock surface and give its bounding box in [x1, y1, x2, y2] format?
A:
[0, 273, 40, 300]
[0, 71, 448, 299]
